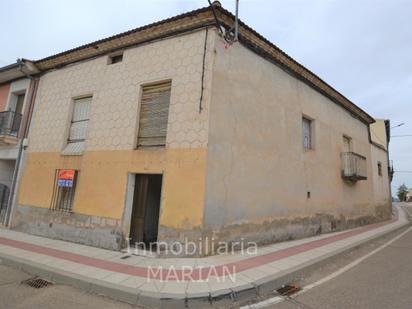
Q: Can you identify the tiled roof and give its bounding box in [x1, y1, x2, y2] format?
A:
[33, 5, 374, 124]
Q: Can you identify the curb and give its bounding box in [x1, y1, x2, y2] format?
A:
[204, 219, 410, 308]
[0, 219, 409, 308]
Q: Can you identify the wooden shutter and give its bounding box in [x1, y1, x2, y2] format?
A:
[137, 81, 171, 147]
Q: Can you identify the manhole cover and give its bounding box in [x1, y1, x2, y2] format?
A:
[21, 277, 52, 289]
[276, 283, 301, 296]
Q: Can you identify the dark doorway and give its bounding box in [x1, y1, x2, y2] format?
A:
[129, 174, 162, 247]
[0, 184, 10, 224]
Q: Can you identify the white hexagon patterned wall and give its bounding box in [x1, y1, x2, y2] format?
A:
[28, 30, 215, 152]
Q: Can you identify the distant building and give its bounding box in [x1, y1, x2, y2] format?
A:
[5, 4, 392, 254]
[407, 188, 412, 202]
[370, 119, 393, 208]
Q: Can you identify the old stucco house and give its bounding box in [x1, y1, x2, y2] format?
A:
[8, 4, 392, 253]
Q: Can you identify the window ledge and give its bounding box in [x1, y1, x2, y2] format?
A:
[61, 141, 85, 156]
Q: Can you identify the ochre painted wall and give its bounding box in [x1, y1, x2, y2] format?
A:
[17, 148, 207, 229]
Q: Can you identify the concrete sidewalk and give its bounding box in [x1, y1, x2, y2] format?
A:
[0, 205, 409, 308]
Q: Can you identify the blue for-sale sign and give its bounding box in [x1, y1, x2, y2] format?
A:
[58, 179, 74, 187]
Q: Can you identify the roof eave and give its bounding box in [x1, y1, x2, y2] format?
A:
[31, 4, 375, 124]
[0, 59, 40, 84]
[214, 6, 375, 125]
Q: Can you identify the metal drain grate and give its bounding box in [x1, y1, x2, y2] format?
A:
[21, 277, 52, 289]
[276, 283, 301, 296]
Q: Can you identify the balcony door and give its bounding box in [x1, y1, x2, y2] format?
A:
[14, 93, 25, 115]
[343, 136, 352, 152]
[5, 92, 25, 135]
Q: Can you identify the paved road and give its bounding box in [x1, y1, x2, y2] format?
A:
[1, 204, 411, 309]
[272, 226, 412, 309]
[0, 262, 137, 309]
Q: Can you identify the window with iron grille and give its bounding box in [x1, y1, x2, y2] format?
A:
[62, 96, 92, 155]
[137, 81, 171, 147]
[302, 117, 312, 150]
[51, 170, 78, 212]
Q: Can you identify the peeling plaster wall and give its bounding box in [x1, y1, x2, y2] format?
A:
[13, 204, 123, 250]
[204, 36, 385, 245]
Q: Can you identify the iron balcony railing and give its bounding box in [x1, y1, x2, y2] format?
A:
[0, 111, 22, 137]
[341, 152, 367, 181]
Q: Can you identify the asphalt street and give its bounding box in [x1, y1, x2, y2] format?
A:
[0, 263, 136, 309]
[1, 205, 411, 309]
[272, 226, 412, 309]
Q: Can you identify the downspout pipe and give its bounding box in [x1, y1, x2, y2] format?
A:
[4, 140, 23, 226]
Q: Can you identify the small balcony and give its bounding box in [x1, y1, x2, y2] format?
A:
[0, 111, 22, 145]
[341, 152, 367, 182]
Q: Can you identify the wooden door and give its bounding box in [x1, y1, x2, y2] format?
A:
[129, 174, 149, 245]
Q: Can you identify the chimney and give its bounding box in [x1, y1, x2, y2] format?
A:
[211, 0, 222, 7]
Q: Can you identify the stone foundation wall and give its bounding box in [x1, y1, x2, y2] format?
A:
[11, 204, 124, 250]
[10, 202, 392, 256]
[203, 203, 392, 254]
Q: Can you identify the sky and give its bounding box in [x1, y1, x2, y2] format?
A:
[1, 0, 411, 194]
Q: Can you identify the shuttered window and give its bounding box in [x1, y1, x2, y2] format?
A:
[62, 97, 91, 155]
[137, 81, 171, 147]
[302, 117, 312, 150]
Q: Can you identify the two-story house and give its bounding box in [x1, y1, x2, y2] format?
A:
[10, 4, 392, 253]
[0, 60, 39, 225]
